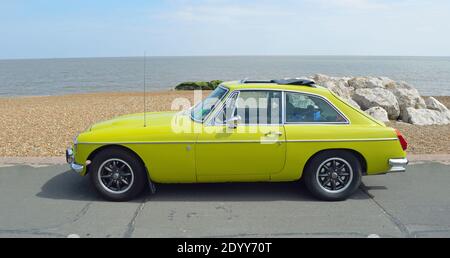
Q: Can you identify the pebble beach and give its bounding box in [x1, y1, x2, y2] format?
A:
[0, 92, 449, 157]
[0, 91, 199, 157]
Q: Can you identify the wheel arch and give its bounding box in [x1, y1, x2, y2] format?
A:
[86, 145, 150, 178]
[302, 148, 368, 177]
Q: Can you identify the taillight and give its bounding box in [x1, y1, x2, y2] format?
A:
[395, 129, 408, 151]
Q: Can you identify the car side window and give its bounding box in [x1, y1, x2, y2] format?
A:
[285, 92, 346, 123]
[235, 91, 282, 125]
[214, 91, 282, 125]
[214, 93, 238, 124]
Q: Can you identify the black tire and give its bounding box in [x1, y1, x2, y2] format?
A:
[90, 148, 148, 202]
[304, 150, 362, 201]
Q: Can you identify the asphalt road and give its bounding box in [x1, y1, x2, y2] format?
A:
[0, 162, 449, 238]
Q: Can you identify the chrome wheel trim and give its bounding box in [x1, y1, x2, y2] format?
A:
[98, 159, 134, 194]
[316, 157, 354, 194]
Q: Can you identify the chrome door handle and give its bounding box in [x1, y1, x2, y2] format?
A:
[266, 131, 283, 137]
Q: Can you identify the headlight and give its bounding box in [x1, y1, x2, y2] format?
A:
[66, 148, 74, 163]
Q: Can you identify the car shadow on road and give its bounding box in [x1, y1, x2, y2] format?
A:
[151, 182, 316, 202]
[36, 170, 104, 202]
[37, 170, 372, 202]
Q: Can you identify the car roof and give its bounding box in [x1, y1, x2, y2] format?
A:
[221, 80, 331, 95]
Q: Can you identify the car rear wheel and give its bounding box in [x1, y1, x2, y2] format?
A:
[304, 150, 362, 201]
[90, 148, 148, 202]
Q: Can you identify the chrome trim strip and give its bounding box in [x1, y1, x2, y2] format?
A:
[209, 91, 240, 126]
[207, 88, 285, 126]
[77, 141, 270, 145]
[209, 89, 285, 126]
[205, 88, 351, 126]
[284, 123, 350, 126]
[189, 85, 230, 124]
[282, 90, 287, 124]
[78, 141, 197, 145]
[283, 91, 350, 125]
[287, 138, 398, 143]
[198, 140, 279, 144]
[77, 138, 397, 145]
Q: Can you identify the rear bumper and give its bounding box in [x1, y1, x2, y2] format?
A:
[66, 148, 84, 174]
[388, 158, 409, 173]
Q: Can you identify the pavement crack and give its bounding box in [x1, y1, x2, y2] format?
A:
[40, 202, 93, 232]
[123, 196, 148, 238]
[360, 183, 410, 237]
[0, 202, 94, 236]
[72, 202, 92, 223]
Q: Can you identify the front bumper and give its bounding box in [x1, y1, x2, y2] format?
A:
[388, 158, 409, 173]
[66, 148, 84, 174]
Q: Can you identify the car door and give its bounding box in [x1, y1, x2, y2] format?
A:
[283, 91, 351, 177]
[195, 90, 286, 182]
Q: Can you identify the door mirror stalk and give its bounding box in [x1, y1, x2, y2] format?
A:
[227, 116, 241, 129]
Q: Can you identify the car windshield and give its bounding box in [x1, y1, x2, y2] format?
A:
[191, 87, 228, 122]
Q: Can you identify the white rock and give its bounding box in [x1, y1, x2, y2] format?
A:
[365, 107, 389, 122]
[313, 74, 331, 84]
[379, 77, 395, 87]
[341, 76, 353, 82]
[388, 87, 426, 110]
[353, 88, 400, 119]
[337, 79, 354, 94]
[320, 80, 359, 108]
[396, 81, 414, 89]
[322, 81, 353, 99]
[402, 108, 450, 125]
[344, 98, 361, 109]
[425, 97, 448, 112]
[348, 77, 384, 89]
[308, 74, 448, 126]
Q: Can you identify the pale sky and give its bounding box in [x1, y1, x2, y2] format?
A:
[1, 0, 449, 59]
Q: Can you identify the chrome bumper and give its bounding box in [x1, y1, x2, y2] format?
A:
[388, 158, 409, 173]
[66, 148, 84, 174]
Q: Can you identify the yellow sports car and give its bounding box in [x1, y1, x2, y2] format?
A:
[66, 79, 408, 201]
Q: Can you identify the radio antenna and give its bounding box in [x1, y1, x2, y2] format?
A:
[143, 52, 147, 127]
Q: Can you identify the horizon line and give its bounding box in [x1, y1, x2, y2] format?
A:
[1, 54, 450, 61]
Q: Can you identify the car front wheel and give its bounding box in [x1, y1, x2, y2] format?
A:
[90, 148, 148, 202]
[304, 151, 362, 201]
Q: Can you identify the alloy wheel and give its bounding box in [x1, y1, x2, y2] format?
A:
[316, 157, 354, 194]
[98, 159, 135, 194]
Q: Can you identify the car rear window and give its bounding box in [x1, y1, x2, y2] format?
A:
[285, 92, 347, 123]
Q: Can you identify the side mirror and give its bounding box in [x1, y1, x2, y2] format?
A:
[226, 115, 241, 129]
